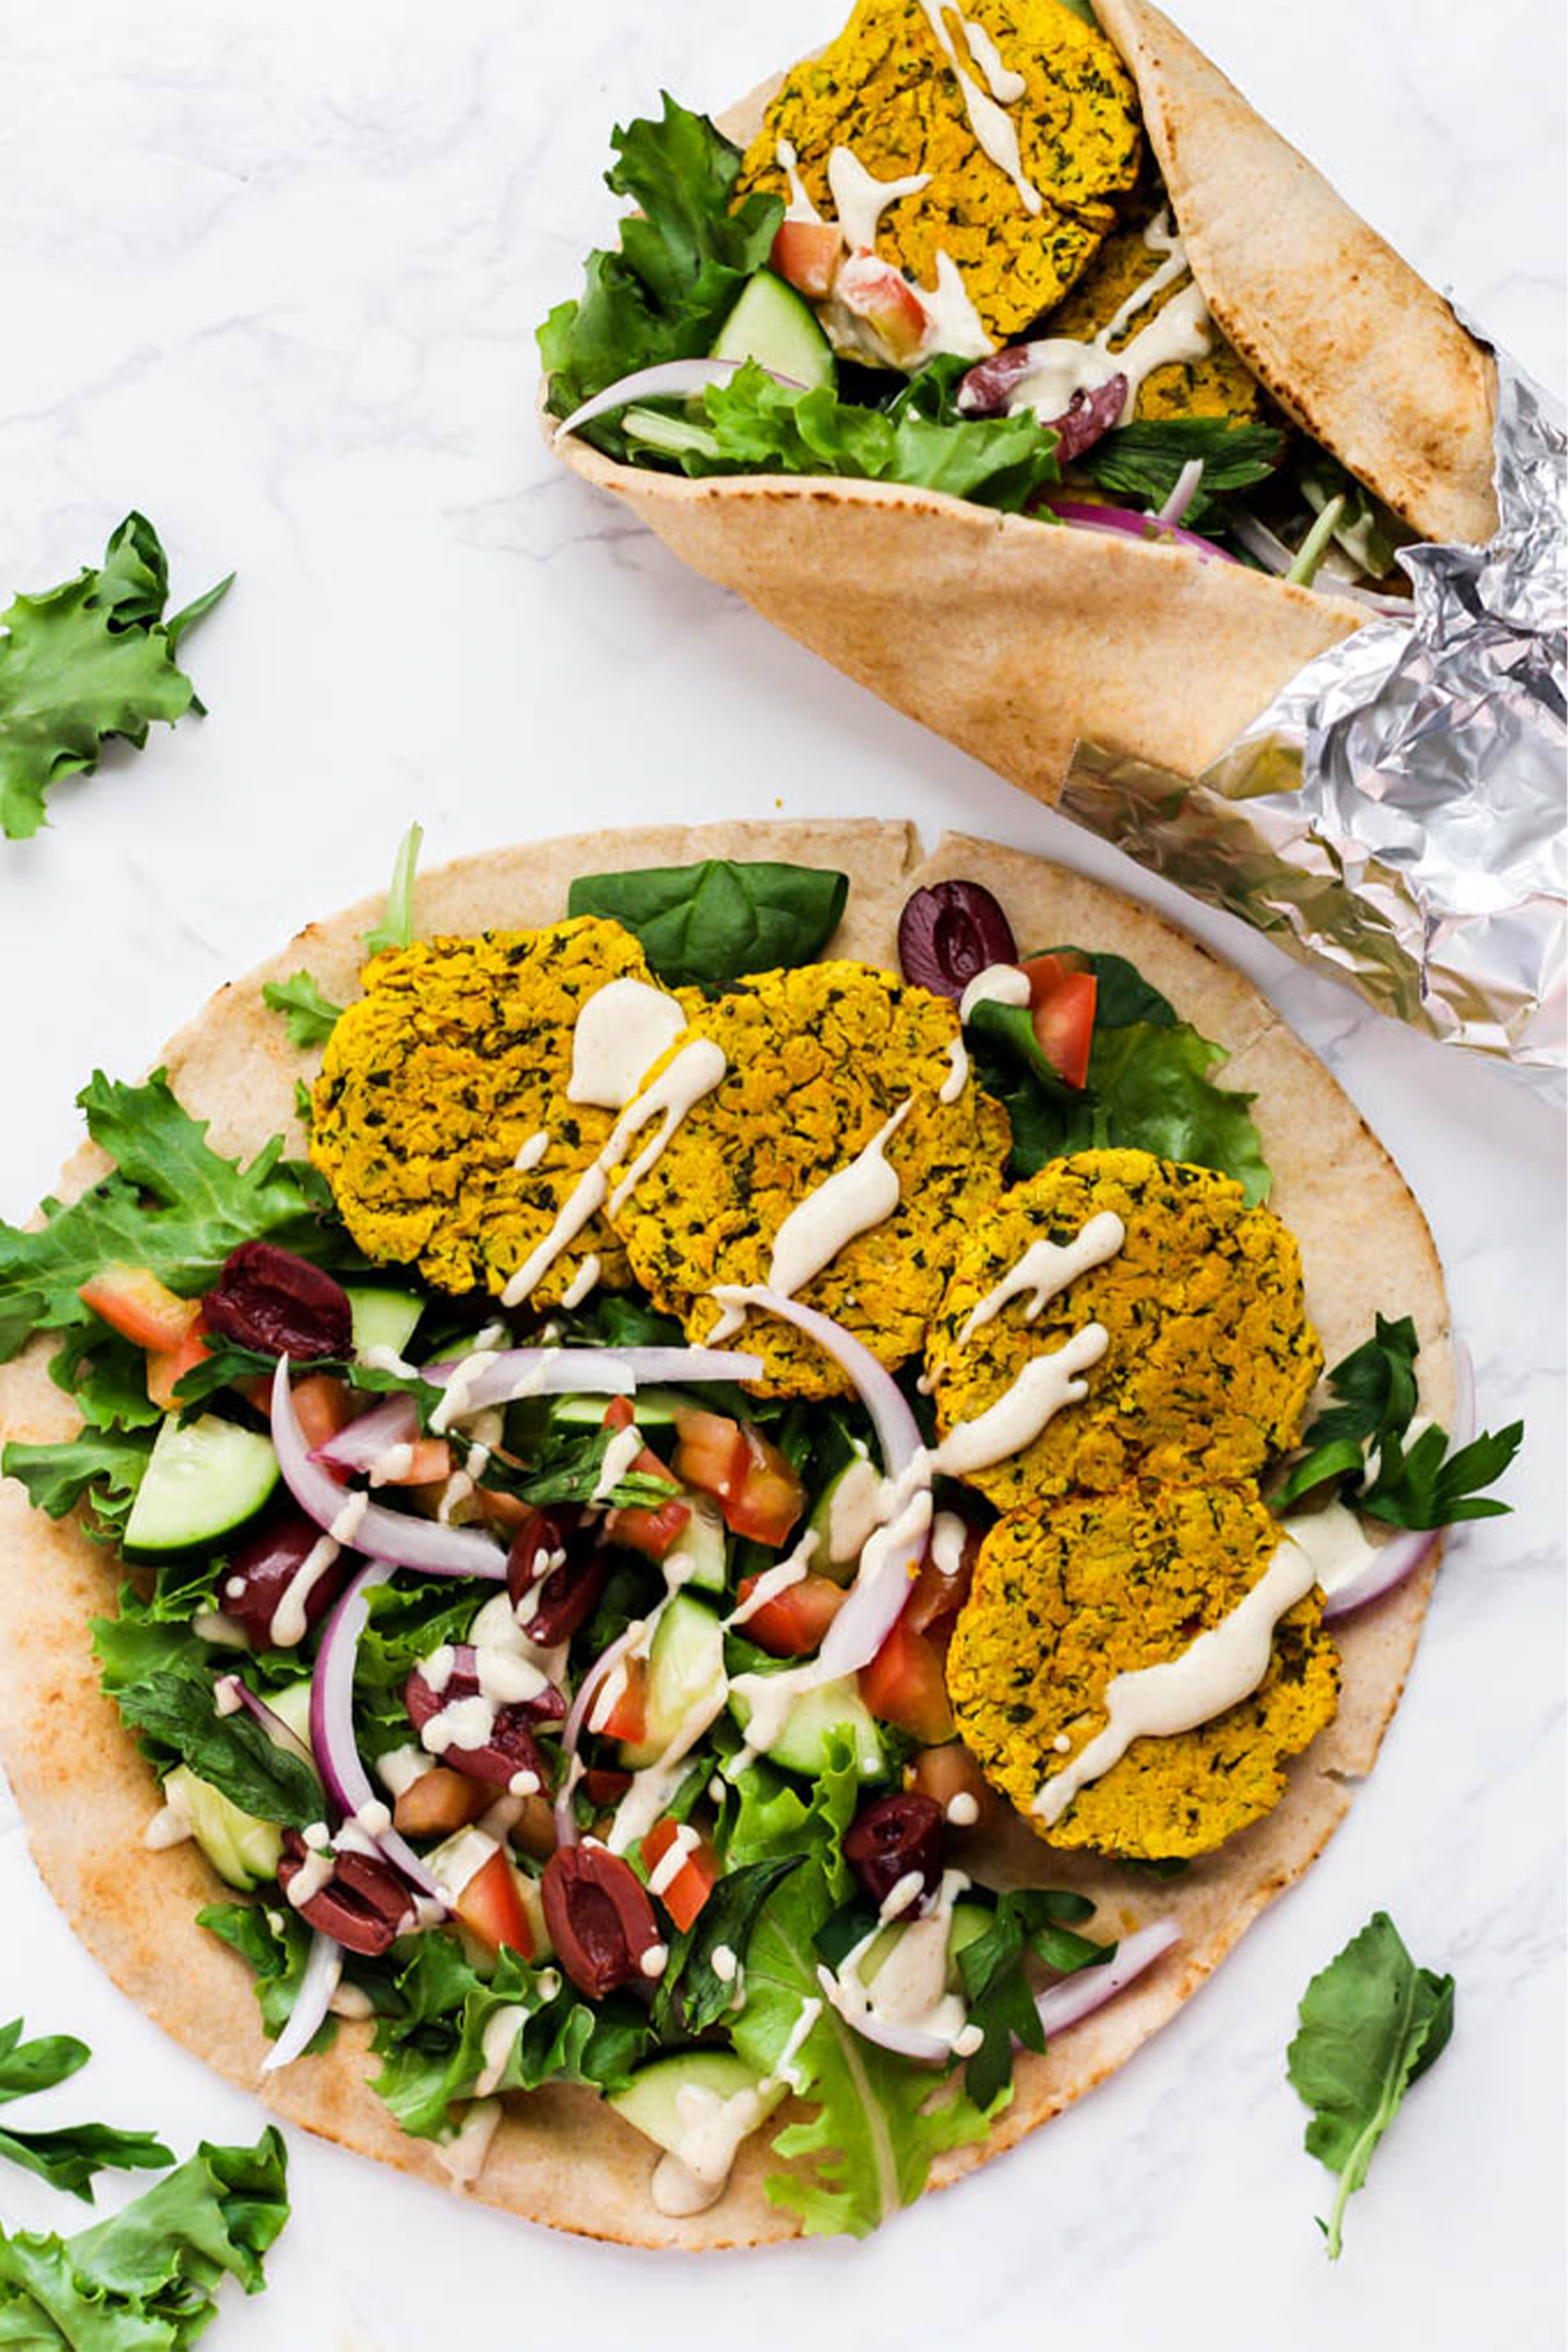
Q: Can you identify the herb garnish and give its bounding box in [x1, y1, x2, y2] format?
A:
[0, 2019, 172, 2200]
[568, 856, 849, 995]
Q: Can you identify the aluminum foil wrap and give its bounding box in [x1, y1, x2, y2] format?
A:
[1062, 340, 1566, 1076]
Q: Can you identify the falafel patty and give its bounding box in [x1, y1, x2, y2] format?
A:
[310, 919, 655, 1307]
[945, 1479, 1339, 1858]
[1042, 206, 1268, 422]
[925, 1149, 1321, 1509]
[608, 960, 1012, 1397]
[737, 0, 1143, 344]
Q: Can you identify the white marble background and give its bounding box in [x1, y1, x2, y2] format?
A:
[0, 0, 1562, 2344]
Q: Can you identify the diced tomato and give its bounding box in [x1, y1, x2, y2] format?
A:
[735, 1569, 846, 1658]
[860, 1615, 955, 1744]
[641, 1816, 719, 1933]
[726, 1424, 804, 1547]
[596, 1653, 647, 1747]
[906, 1518, 981, 1634]
[769, 221, 843, 300]
[836, 254, 929, 364]
[672, 1408, 750, 1507]
[601, 1397, 691, 1562]
[906, 1739, 993, 1829]
[1019, 954, 1098, 1090]
[79, 1265, 199, 1356]
[144, 1311, 214, 1412]
[453, 1846, 533, 1961]
[291, 1373, 356, 1455]
[392, 1765, 489, 1839]
[476, 1486, 530, 1532]
[375, 1436, 452, 1487]
[581, 1768, 633, 1809]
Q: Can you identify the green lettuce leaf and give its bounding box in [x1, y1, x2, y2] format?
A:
[723, 1738, 861, 1902]
[0, 1427, 150, 1542]
[0, 2020, 172, 2202]
[1288, 1910, 1455, 2259]
[539, 97, 782, 456]
[652, 1856, 805, 2039]
[0, 2124, 288, 2346]
[0, 512, 232, 842]
[260, 971, 345, 1049]
[198, 1904, 337, 2049]
[568, 856, 849, 993]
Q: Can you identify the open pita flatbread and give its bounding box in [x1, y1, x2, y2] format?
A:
[550, 0, 1498, 803]
[0, 820, 1451, 2247]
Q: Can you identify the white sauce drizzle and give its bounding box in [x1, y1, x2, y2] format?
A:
[375, 1743, 434, 1799]
[514, 1128, 550, 1173]
[1278, 1496, 1386, 1597]
[711, 1943, 740, 1984]
[1004, 214, 1212, 429]
[945, 1791, 980, 1826]
[776, 137, 821, 222]
[647, 1823, 701, 1898]
[328, 1491, 369, 1547]
[826, 147, 932, 253]
[473, 2004, 529, 2097]
[650, 2085, 768, 2217]
[1033, 1534, 1322, 1824]
[429, 1350, 501, 1435]
[817, 1868, 980, 2056]
[285, 1848, 335, 1909]
[771, 1994, 823, 2094]
[327, 1980, 374, 2020]
[918, 0, 1041, 214]
[939, 1033, 969, 1103]
[420, 1694, 498, 1757]
[592, 1421, 645, 1503]
[707, 1099, 912, 1344]
[726, 1527, 816, 1627]
[559, 1253, 601, 1311]
[268, 1534, 341, 1648]
[143, 1790, 194, 1850]
[958, 962, 1030, 1021]
[568, 979, 688, 1111]
[929, 1324, 1109, 1478]
[437, 2097, 502, 2189]
[367, 1442, 415, 1488]
[930, 1509, 968, 1581]
[961, 14, 1026, 101]
[825, 1453, 882, 1566]
[956, 1209, 1126, 1345]
[191, 1610, 249, 1646]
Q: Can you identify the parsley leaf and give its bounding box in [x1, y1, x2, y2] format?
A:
[652, 1856, 805, 2039]
[0, 1425, 151, 1542]
[261, 970, 346, 1049]
[1287, 1910, 1455, 2259]
[0, 512, 232, 841]
[0, 2019, 172, 2202]
[1075, 416, 1286, 525]
[568, 857, 849, 994]
[362, 821, 423, 958]
[956, 1889, 1110, 2108]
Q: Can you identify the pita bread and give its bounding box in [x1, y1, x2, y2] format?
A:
[550, 0, 1497, 803]
[0, 820, 1451, 2247]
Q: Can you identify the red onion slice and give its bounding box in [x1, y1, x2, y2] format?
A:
[1047, 499, 1237, 564]
[822, 1997, 954, 2067]
[1156, 458, 1205, 530]
[310, 1558, 445, 1903]
[554, 359, 802, 442]
[313, 1395, 419, 1473]
[1034, 1918, 1180, 2037]
[215, 1676, 317, 1779]
[421, 1344, 764, 1413]
[258, 1927, 342, 2076]
[271, 1359, 505, 1580]
[1320, 1339, 1476, 1621]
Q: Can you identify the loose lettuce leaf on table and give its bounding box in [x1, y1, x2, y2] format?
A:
[568, 857, 848, 994]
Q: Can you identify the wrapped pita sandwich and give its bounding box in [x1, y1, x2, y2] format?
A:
[0, 821, 1520, 2245]
[540, 0, 1498, 799]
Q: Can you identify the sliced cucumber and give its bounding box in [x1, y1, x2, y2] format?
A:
[730, 1674, 885, 1781]
[164, 1764, 283, 1892]
[345, 1285, 425, 1362]
[621, 1594, 726, 1770]
[858, 1897, 992, 1990]
[673, 1494, 728, 1596]
[807, 1454, 883, 1586]
[711, 271, 837, 394]
[608, 2050, 784, 2157]
[124, 1415, 279, 1557]
[550, 1386, 690, 1431]
[267, 1681, 316, 1750]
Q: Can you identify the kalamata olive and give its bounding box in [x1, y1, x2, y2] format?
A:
[221, 1509, 353, 1647]
[404, 1645, 563, 1791]
[508, 1508, 607, 1647]
[842, 1790, 944, 1909]
[897, 882, 1018, 1004]
[1045, 373, 1128, 461]
[205, 1242, 353, 1361]
[540, 1845, 663, 1999]
[955, 345, 1039, 417]
[278, 1830, 414, 1957]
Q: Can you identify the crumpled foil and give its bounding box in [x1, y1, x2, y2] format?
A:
[1061, 339, 1566, 1076]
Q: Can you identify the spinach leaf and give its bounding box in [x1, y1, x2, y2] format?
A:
[0, 2019, 172, 2202]
[652, 1856, 805, 2039]
[0, 512, 232, 842]
[261, 970, 345, 1048]
[569, 855, 849, 994]
[539, 98, 782, 458]
[1075, 417, 1286, 525]
[955, 1889, 1109, 2108]
[1287, 1910, 1455, 2259]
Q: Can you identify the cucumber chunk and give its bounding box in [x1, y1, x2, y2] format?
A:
[620, 1594, 726, 1771]
[806, 1453, 883, 1585]
[711, 271, 837, 393]
[730, 1674, 885, 1780]
[608, 2050, 784, 2156]
[124, 1415, 279, 1556]
[345, 1285, 424, 1362]
[673, 1494, 728, 1596]
[164, 1764, 283, 1892]
[550, 1386, 689, 1431]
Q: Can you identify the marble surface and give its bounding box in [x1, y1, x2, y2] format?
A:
[0, 0, 1562, 2343]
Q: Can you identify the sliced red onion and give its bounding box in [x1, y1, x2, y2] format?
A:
[270, 1359, 505, 1580]
[552, 1617, 649, 1849]
[1320, 1339, 1476, 1621]
[825, 2000, 954, 2066]
[554, 360, 802, 442]
[1156, 458, 1205, 530]
[1047, 499, 1237, 564]
[1034, 1918, 1180, 2037]
[421, 1344, 764, 1414]
[217, 1677, 317, 1779]
[259, 1927, 342, 2076]
[310, 1558, 445, 1903]
[313, 1395, 418, 1473]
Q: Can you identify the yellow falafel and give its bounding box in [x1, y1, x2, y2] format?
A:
[608, 960, 1012, 1397]
[1042, 204, 1268, 422]
[310, 919, 655, 1308]
[737, 0, 1143, 344]
[945, 1479, 1339, 1858]
[925, 1149, 1321, 1509]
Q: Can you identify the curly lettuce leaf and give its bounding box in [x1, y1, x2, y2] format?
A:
[0, 1426, 151, 1542]
[260, 971, 345, 1049]
[0, 513, 232, 842]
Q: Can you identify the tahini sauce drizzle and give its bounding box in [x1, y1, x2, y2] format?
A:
[1000, 213, 1212, 429]
[707, 1099, 912, 1343]
[567, 978, 687, 1111]
[917, 0, 1042, 215]
[956, 1210, 1125, 1345]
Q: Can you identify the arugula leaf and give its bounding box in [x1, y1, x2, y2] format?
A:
[0, 513, 232, 841]
[628, 360, 1062, 514]
[0, 1069, 356, 1365]
[1, 1426, 150, 1541]
[0, 2019, 172, 2202]
[198, 1904, 337, 2048]
[955, 1890, 1109, 2108]
[0, 2124, 289, 2345]
[1275, 1315, 1522, 1527]
[1287, 1910, 1455, 2259]
[362, 821, 423, 959]
[568, 857, 849, 995]
[93, 1602, 321, 1827]
[1075, 417, 1286, 525]
[652, 1857, 805, 2039]
[261, 970, 346, 1049]
[540, 97, 783, 457]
